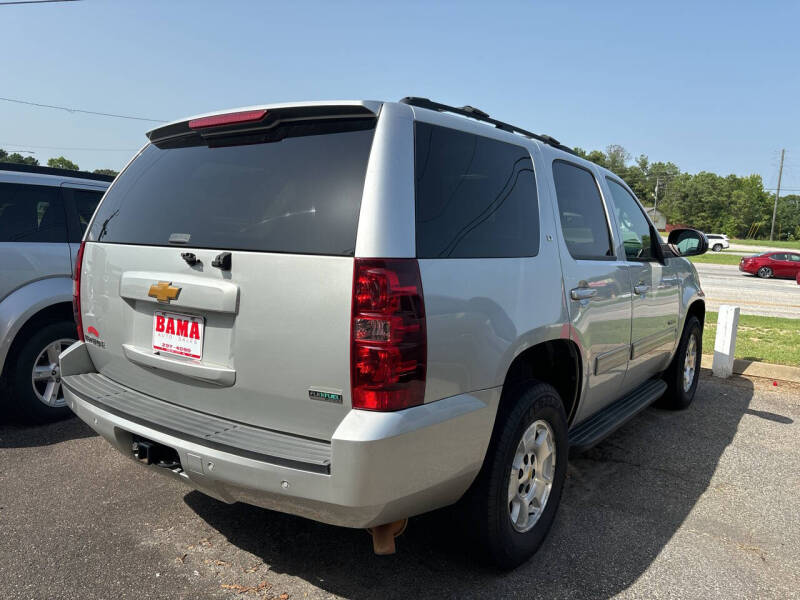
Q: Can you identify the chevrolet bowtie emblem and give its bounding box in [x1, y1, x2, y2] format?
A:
[148, 281, 181, 303]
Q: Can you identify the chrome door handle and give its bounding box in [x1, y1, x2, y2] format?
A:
[570, 287, 598, 301]
[634, 283, 650, 295]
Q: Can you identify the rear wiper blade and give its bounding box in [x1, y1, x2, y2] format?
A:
[97, 209, 119, 241]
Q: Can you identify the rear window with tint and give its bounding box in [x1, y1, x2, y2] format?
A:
[552, 161, 614, 260]
[0, 182, 67, 243]
[414, 122, 539, 258]
[88, 123, 375, 255]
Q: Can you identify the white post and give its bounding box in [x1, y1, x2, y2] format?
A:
[712, 305, 740, 378]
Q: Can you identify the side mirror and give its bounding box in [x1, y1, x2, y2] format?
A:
[666, 228, 708, 257]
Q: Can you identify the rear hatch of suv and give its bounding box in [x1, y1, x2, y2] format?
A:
[79, 103, 379, 441]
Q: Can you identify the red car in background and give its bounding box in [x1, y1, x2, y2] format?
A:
[739, 251, 800, 278]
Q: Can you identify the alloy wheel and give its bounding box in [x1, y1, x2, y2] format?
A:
[507, 420, 556, 533]
[31, 338, 73, 407]
[683, 333, 697, 393]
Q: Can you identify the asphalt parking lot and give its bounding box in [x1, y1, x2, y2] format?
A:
[1, 372, 799, 600]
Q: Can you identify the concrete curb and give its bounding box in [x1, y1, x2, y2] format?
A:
[701, 354, 800, 383]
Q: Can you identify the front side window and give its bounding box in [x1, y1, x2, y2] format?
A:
[788, 254, 800, 262]
[606, 178, 655, 261]
[0, 183, 67, 243]
[414, 122, 539, 259]
[552, 161, 613, 260]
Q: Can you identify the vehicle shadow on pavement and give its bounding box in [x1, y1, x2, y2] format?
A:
[186, 372, 757, 599]
[0, 415, 96, 448]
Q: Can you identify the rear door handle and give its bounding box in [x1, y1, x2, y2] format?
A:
[570, 287, 598, 301]
[634, 283, 650, 295]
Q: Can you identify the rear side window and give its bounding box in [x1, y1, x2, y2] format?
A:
[73, 189, 104, 236]
[62, 187, 105, 242]
[552, 161, 614, 260]
[0, 182, 67, 243]
[414, 122, 539, 258]
[88, 122, 376, 255]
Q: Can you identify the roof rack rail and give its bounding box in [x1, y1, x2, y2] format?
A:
[0, 161, 115, 182]
[399, 97, 576, 155]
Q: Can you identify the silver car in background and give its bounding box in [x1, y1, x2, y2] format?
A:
[0, 163, 110, 422]
[61, 98, 707, 568]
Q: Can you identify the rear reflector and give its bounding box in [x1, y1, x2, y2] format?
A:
[188, 109, 268, 129]
[351, 259, 426, 411]
[73, 241, 85, 341]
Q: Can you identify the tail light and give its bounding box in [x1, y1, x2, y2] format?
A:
[72, 241, 85, 341]
[351, 258, 426, 411]
[188, 109, 268, 129]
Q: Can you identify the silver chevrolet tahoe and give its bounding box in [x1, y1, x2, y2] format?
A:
[0, 163, 110, 422]
[61, 98, 707, 568]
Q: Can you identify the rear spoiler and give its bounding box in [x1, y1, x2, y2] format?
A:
[147, 101, 382, 145]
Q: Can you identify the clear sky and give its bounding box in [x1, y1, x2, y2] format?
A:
[1, 0, 799, 192]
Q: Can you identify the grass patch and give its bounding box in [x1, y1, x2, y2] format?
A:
[703, 312, 800, 366]
[730, 238, 800, 249]
[688, 253, 743, 266]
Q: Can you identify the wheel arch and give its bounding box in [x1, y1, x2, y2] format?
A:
[0, 280, 74, 380]
[686, 298, 706, 329]
[498, 339, 582, 427]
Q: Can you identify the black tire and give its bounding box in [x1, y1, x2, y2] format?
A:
[757, 266, 772, 279]
[8, 320, 76, 424]
[712, 244, 723, 252]
[464, 381, 568, 569]
[660, 315, 702, 410]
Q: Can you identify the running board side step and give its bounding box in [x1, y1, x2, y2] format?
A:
[568, 379, 667, 454]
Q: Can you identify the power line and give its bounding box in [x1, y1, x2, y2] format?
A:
[0, 97, 166, 123]
[1, 142, 136, 152]
[0, 0, 79, 5]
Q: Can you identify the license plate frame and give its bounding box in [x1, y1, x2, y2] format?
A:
[152, 310, 204, 360]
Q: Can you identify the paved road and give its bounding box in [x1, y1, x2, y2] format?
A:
[727, 243, 794, 254]
[694, 262, 800, 318]
[1, 373, 799, 599]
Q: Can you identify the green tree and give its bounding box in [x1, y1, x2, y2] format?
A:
[47, 156, 79, 170]
[605, 144, 631, 173]
[0, 148, 39, 166]
[93, 168, 118, 177]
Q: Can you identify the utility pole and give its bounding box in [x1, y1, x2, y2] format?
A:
[653, 177, 660, 212]
[770, 148, 785, 241]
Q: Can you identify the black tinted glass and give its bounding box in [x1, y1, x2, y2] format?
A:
[414, 122, 539, 258]
[0, 183, 67, 243]
[88, 123, 375, 255]
[606, 178, 654, 260]
[552, 161, 613, 260]
[73, 189, 103, 234]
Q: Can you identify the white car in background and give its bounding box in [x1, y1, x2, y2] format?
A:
[707, 233, 730, 252]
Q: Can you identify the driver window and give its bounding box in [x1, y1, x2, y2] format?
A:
[606, 178, 654, 261]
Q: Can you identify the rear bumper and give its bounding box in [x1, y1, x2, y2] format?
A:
[61, 342, 499, 528]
